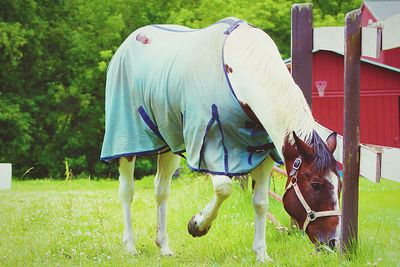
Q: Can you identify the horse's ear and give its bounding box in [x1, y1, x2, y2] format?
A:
[292, 131, 314, 159]
[326, 132, 337, 153]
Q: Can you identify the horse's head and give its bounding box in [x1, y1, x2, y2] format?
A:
[282, 131, 341, 249]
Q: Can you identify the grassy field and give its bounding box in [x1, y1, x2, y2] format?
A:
[0, 173, 399, 266]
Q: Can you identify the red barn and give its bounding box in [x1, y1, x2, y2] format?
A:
[361, 0, 400, 68]
[287, 0, 400, 148]
[312, 51, 400, 147]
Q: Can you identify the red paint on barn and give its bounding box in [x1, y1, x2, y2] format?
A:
[312, 51, 400, 147]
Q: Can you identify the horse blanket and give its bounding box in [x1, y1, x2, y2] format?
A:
[100, 17, 281, 175]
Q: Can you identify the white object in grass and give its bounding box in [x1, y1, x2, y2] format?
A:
[0, 163, 12, 190]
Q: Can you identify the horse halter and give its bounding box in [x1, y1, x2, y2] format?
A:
[283, 158, 341, 231]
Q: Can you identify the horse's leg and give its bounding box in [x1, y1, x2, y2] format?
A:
[251, 156, 274, 263]
[118, 156, 136, 254]
[154, 151, 180, 256]
[188, 175, 232, 237]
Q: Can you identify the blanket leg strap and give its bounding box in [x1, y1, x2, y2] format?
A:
[198, 104, 229, 174]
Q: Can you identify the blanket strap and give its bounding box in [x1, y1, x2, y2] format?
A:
[247, 143, 283, 165]
[247, 143, 275, 165]
[245, 120, 264, 138]
[138, 106, 165, 142]
[198, 104, 229, 174]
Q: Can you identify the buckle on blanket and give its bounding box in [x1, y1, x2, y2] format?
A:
[224, 20, 243, 35]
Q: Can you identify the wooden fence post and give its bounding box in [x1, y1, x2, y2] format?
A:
[291, 3, 313, 108]
[341, 9, 362, 254]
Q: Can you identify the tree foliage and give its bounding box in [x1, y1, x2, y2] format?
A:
[0, 0, 361, 178]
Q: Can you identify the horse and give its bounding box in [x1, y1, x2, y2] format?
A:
[100, 17, 341, 263]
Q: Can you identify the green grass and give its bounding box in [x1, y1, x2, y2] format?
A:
[0, 174, 399, 266]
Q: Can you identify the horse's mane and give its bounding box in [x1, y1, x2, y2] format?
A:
[225, 25, 316, 154]
[309, 131, 336, 174]
[249, 32, 337, 172]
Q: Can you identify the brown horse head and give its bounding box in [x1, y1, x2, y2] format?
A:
[282, 131, 341, 249]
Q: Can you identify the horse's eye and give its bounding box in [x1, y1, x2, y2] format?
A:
[311, 182, 322, 191]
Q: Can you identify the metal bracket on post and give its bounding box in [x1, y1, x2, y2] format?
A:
[341, 9, 362, 255]
[291, 3, 313, 108]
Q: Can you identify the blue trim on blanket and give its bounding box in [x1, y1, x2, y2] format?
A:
[271, 152, 284, 165]
[221, 22, 244, 101]
[151, 25, 193, 32]
[173, 149, 187, 159]
[198, 116, 216, 170]
[187, 163, 246, 176]
[138, 106, 165, 141]
[187, 155, 274, 176]
[213, 106, 229, 173]
[150, 18, 237, 33]
[173, 149, 186, 154]
[198, 104, 229, 173]
[101, 147, 190, 162]
[100, 145, 170, 162]
[224, 20, 243, 35]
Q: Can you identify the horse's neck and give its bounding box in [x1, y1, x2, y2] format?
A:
[245, 83, 315, 159]
[224, 25, 315, 158]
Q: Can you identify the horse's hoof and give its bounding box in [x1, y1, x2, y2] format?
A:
[155, 239, 175, 256]
[255, 252, 273, 264]
[160, 247, 174, 256]
[123, 235, 137, 255]
[125, 243, 138, 255]
[187, 215, 211, 237]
